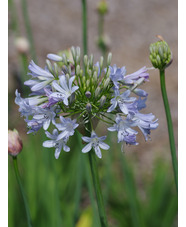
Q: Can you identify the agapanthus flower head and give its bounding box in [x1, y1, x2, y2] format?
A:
[15, 46, 158, 158]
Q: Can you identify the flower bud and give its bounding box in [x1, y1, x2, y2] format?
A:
[107, 52, 112, 66]
[85, 91, 91, 98]
[71, 46, 76, 61]
[66, 74, 70, 83]
[93, 71, 98, 84]
[54, 62, 59, 77]
[76, 47, 81, 59]
[99, 56, 104, 70]
[76, 55, 80, 65]
[99, 95, 106, 107]
[86, 79, 90, 88]
[62, 54, 67, 65]
[97, 0, 108, 15]
[103, 77, 110, 89]
[95, 87, 101, 98]
[84, 55, 88, 67]
[8, 129, 23, 157]
[46, 59, 53, 73]
[105, 67, 110, 78]
[76, 65, 80, 75]
[86, 103, 92, 113]
[88, 69, 92, 77]
[149, 38, 172, 70]
[14, 37, 30, 54]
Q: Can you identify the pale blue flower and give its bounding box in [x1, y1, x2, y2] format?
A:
[109, 64, 126, 89]
[43, 129, 70, 159]
[95, 62, 101, 77]
[131, 112, 158, 141]
[50, 75, 79, 105]
[32, 107, 56, 130]
[26, 119, 43, 134]
[82, 131, 110, 158]
[47, 54, 63, 62]
[107, 89, 136, 115]
[133, 88, 148, 97]
[43, 88, 59, 107]
[15, 90, 36, 119]
[54, 116, 79, 141]
[108, 115, 138, 145]
[24, 60, 55, 91]
[124, 66, 149, 84]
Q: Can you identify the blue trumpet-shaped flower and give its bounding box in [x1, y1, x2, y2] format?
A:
[43, 129, 70, 159]
[32, 107, 56, 130]
[131, 112, 159, 141]
[82, 131, 110, 158]
[109, 64, 126, 89]
[50, 75, 79, 106]
[24, 60, 55, 91]
[54, 116, 79, 141]
[108, 115, 138, 145]
[107, 89, 136, 115]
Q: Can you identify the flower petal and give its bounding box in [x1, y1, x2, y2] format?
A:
[43, 140, 55, 148]
[82, 143, 92, 153]
[43, 119, 50, 130]
[94, 146, 102, 159]
[47, 54, 62, 62]
[56, 131, 69, 141]
[99, 141, 110, 150]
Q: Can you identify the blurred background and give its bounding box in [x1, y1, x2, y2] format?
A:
[8, 0, 178, 226]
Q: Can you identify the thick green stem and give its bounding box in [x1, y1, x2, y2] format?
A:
[87, 124, 108, 227]
[12, 157, 32, 227]
[88, 151, 108, 227]
[82, 0, 88, 55]
[159, 69, 178, 192]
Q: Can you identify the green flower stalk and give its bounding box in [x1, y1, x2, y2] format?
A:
[149, 37, 178, 192]
[96, 0, 110, 59]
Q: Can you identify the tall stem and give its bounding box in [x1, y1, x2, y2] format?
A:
[12, 157, 32, 227]
[87, 125, 108, 227]
[159, 69, 178, 192]
[82, 0, 88, 55]
[21, 0, 37, 62]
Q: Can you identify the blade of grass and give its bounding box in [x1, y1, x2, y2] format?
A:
[118, 149, 144, 227]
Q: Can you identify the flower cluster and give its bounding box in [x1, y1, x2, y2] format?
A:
[15, 47, 158, 159]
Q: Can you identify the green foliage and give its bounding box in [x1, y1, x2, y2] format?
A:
[8, 129, 177, 227]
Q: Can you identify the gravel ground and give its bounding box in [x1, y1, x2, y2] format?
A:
[9, 0, 178, 175]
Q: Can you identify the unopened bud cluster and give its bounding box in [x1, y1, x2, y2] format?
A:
[15, 47, 158, 159]
[149, 40, 172, 70]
